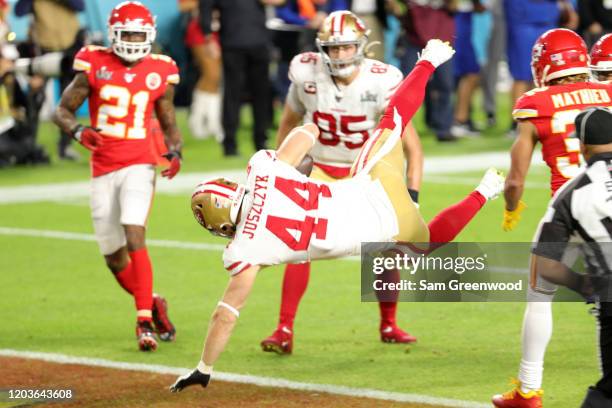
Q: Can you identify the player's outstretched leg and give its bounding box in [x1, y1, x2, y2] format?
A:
[428, 168, 504, 249]
[261, 263, 311, 354]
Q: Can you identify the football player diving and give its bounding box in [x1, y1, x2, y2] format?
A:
[170, 39, 505, 391]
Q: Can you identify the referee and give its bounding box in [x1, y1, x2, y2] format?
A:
[532, 107, 612, 407]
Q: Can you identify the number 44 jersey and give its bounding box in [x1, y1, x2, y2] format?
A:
[73, 46, 180, 177]
[222, 150, 398, 275]
[512, 81, 612, 194]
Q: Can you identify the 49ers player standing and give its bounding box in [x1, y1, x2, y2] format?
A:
[261, 11, 424, 353]
[53, 1, 182, 352]
[493, 29, 612, 407]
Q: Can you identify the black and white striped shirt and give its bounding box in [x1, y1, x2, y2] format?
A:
[533, 152, 612, 276]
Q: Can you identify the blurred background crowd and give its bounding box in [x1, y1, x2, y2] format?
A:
[0, 0, 610, 167]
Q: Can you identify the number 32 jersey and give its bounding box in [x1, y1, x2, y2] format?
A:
[286, 52, 402, 172]
[512, 82, 612, 194]
[222, 150, 398, 275]
[73, 46, 180, 177]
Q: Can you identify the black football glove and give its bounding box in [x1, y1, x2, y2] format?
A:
[169, 368, 210, 392]
[408, 188, 419, 204]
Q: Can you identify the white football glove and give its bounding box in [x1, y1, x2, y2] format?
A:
[417, 39, 456, 69]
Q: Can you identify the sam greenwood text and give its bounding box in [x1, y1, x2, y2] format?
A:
[373, 279, 523, 292]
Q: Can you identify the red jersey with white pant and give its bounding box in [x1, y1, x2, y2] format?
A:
[73, 45, 180, 177]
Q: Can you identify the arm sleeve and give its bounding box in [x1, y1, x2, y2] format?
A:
[286, 83, 306, 115]
[375, 60, 435, 133]
[199, 0, 214, 35]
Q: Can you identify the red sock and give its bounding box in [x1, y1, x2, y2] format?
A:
[376, 267, 400, 328]
[428, 191, 486, 247]
[129, 248, 153, 322]
[379, 302, 397, 328]
[278, 263, 310, 329]
[114, 262, 136, 295]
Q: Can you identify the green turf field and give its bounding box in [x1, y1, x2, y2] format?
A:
[0, 106, 599, 407]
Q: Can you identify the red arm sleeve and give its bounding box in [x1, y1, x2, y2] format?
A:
[375, 60, 435, 134]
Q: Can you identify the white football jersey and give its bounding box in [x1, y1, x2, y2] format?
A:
[286, 52, 403, 169]
[222, 150, 398, 275]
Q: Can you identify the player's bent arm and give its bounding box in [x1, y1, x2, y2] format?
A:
[276, 102, 304, 148]
[155, 85, 183, 153]
[276, 123, 320, 167]
[201, 265, 260, 367]
[401, 121, 423, 198]
[504, 120, 538, 211]
[53, 72, 90, 135]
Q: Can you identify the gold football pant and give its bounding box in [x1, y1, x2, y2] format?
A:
[350, 127, 429, 243]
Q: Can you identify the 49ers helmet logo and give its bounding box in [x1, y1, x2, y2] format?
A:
[146, 72, 161, 90]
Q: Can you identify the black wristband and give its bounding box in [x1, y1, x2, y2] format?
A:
[71, 124, 84, 142]
[164, 150, 182, 160]
[408, 188, 419, 203]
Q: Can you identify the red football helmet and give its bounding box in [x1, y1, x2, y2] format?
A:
[108, 1, 156, 62]
[531, 28, 589, 87]
[590, 34, 612, 82]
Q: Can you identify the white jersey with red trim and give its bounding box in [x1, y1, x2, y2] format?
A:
[286, 53, 402, 170]
[222, 150, 398, 275]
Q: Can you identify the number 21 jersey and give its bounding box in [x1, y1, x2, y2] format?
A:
[73, 46, 180, 177]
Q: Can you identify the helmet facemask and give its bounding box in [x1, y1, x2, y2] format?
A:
[317, 39, 367, 78]
[590, 64, 612, 83]
[109, 24, 155, 62]
[191, 179, 247, 239]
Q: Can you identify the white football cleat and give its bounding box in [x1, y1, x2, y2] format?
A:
[476, 168, 505, 201]
[418, 39, 456, 68]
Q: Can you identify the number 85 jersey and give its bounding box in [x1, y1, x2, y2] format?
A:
[287, 52, 402, 172]
[73, 46, 180, 177]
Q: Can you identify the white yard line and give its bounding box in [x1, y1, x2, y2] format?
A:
[0, 349, 489, 408]
[0, 227, 531, 275]
[0, 151, 545, 204]
[0, 226, 226, 251]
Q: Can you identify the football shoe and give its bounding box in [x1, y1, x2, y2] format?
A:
[260, 325, 293, 354]
[152, 293, 176, 342]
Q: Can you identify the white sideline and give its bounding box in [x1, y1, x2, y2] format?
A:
[0, 151, 545, 204]
[0, 349, 489, 408]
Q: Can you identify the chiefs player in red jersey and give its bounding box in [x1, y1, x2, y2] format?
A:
[53, 1, 182, 352]
[493, 29, 612, 407]
[590, 33, 612, 84]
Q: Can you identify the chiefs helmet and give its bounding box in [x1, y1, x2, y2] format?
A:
[531, 28, 589, 88]
[316, 11, 370, 78]
[590, 34, 612, 82]
[108, 1, 156, 62]
[191, 178, 247, 238]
